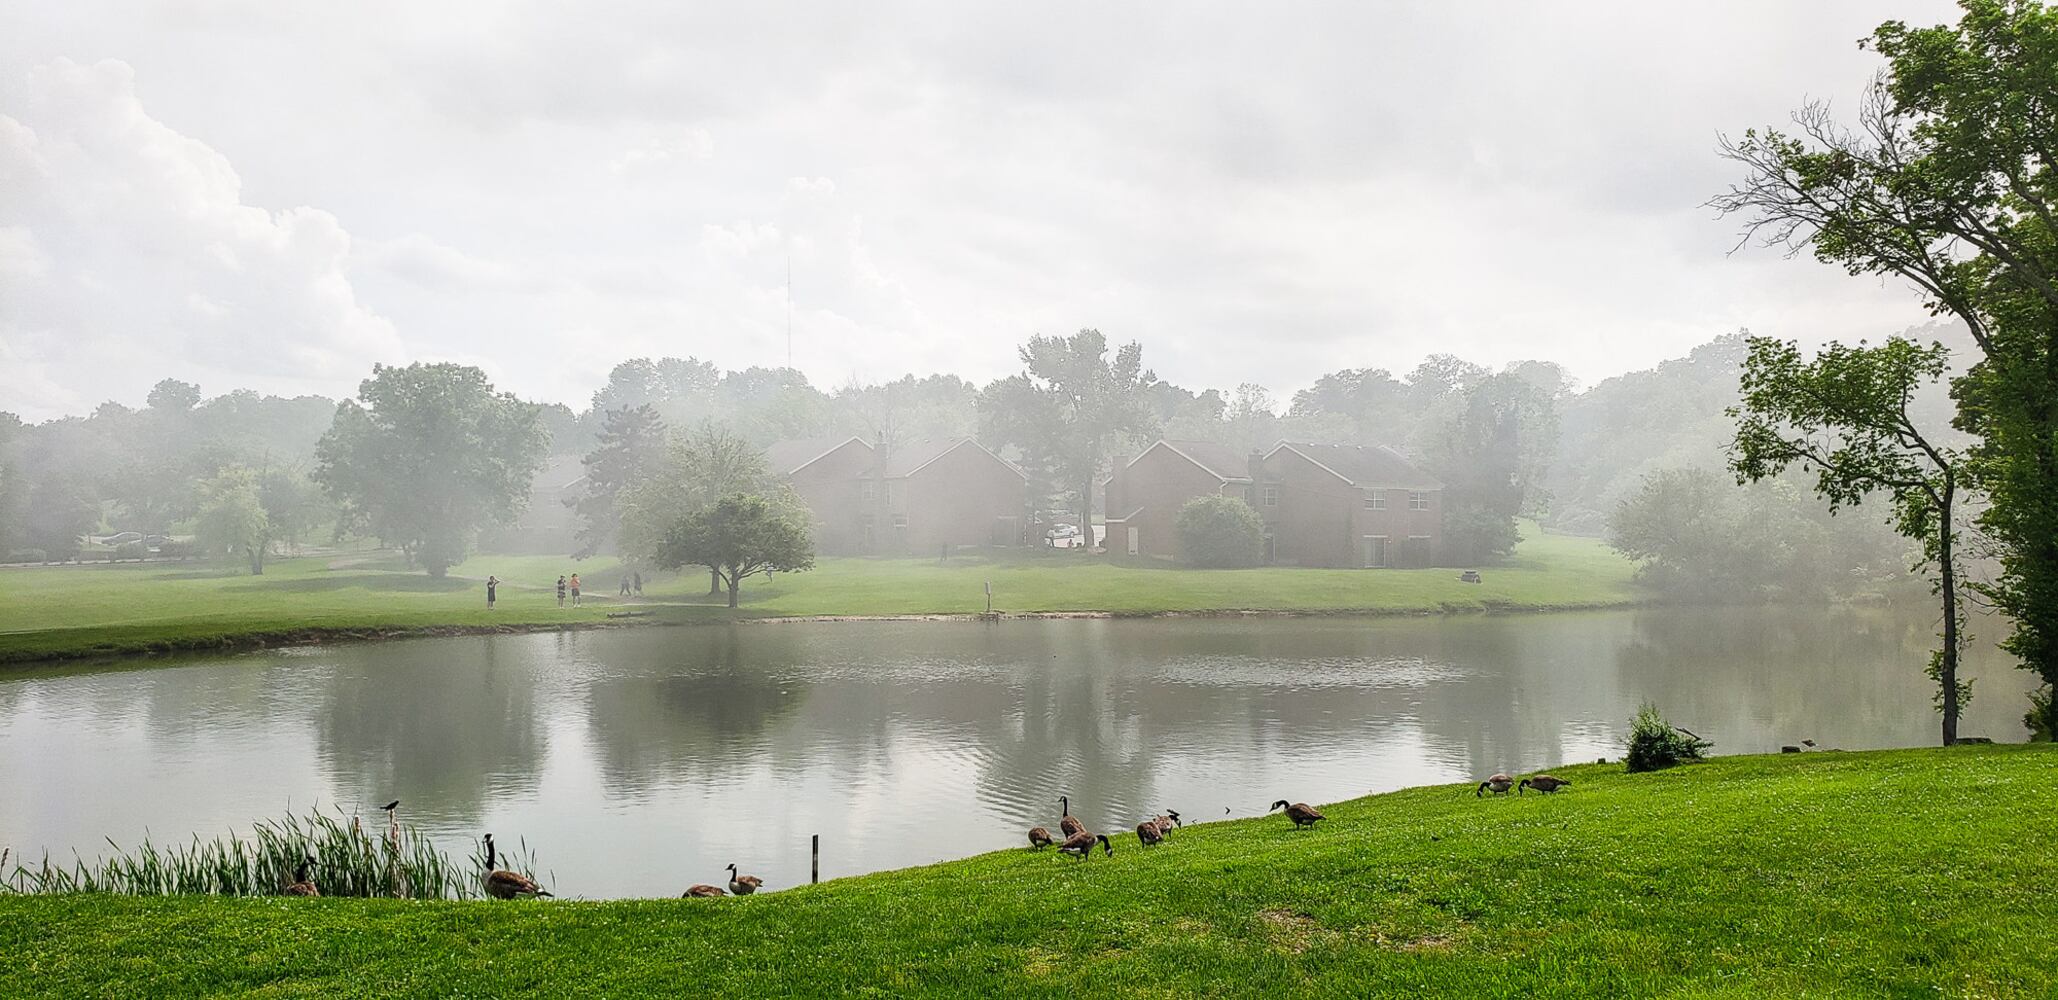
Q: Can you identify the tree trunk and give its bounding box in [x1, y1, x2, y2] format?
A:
[1940, 474, 1959, 746]
[726, 572, 739, 608]
[1077, 472, 1094, 551]
[709, 566, 721, 596]
[248, 547, 264, 576]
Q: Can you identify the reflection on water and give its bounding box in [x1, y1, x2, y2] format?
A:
[0, 607, 2034, 898]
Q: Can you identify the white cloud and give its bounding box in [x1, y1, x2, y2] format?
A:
[0, 2, 1970, 419]
[0, 57, 403, 417]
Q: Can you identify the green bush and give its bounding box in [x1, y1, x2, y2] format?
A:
[4, 549, 47, 565]
[157, 540, 195, 560]
[1174, 496, 1266, 568]
[113, 541, 148, 561]
[1625, 703, 1712, 773]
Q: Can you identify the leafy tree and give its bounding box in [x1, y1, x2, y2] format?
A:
[653, 493, 815, 608]
[618, 421, 774, 593]
[1174, 496, 1266, 568]
[24, 470, 98, 561]
[1418, 372, 1558, 564]
[1608, 467, 1907, 601]
[145, 378, 202, 412]
[977, 330, 1157, 543]
[1287, 368, 1411, 447]
[0, 413, 25, 556]
[572, 405, 668, 558]
[195, 466, 271, 574]
[314, 363, 548, 577]
[256, 465, 328, 556]
[590, 356, 722, 417]
[1713, 0, 2058, 736]
[833, 374, 979, 453]
[1729, 336, 1967, 744]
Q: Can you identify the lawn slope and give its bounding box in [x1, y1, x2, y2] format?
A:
[0, 525, 1639, 663]
[2, 746, 2052, 998]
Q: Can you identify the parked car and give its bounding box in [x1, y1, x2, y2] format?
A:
[1047, 523, 1082, 539]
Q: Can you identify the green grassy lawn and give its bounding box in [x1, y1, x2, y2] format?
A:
[3, 746, 2052, 998]
[0, 524, 1640, 663]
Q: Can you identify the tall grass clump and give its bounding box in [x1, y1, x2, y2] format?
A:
[0, 807, 548, 899]
[1625, 702, 1713, 773]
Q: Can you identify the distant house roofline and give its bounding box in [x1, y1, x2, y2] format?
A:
[883, 438, 1028, 482]
[1263, 441, 1444, 490]
[778, 436, 872, 476]
[1119, 439, 1253, 483]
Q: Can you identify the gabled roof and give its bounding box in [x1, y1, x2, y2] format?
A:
[764, 436, 871, 476]
[879, 437, 1027, 481]
[1120, 439, 1254, 483]
[1264, 441, 1444, 491]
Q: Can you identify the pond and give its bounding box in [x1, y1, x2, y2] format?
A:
[0, 607, 2036, 899]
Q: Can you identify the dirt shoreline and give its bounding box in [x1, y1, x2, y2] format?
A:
[1, 600, 1645, 668]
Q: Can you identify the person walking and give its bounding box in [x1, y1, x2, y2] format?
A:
[568, 573, 582, 607]
[486, 575, 499, 609]
[633, 572, 643, 597]
[556, 575, 567, 608]
[620, 573, 632, 597]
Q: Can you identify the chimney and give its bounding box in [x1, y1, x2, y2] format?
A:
[1247, 448, 1265, 507]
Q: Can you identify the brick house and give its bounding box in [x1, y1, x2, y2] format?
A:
[1103, 440, 1254, 560]
[1105, 438, 1444, 567]
[1255, 442, 1444, 568]
[766, 436, 876, 556]
[766, 436, 1028, 556]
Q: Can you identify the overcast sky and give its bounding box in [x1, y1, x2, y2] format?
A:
[1, 1, 1964, 421]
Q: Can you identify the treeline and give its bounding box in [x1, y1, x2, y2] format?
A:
[0, 327, 1924, 585]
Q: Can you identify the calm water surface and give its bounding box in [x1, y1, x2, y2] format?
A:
[0, 608, 2034, 898]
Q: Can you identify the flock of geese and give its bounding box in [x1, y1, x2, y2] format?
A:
[283, 776, 1571, 899]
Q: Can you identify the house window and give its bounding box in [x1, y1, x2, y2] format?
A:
[893, 514, 909, 528]
[860, 513, 875, 527]
[1262, 485, 1280, 508]
[1365, 491, 1386, 511]
[861, 480, 877, 503]
[1408, 491, 1430, 510]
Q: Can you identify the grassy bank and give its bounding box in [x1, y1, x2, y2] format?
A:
[3, 746, 2052, 997]
[0, 525, 1639, 663]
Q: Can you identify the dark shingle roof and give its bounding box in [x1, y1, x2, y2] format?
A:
[1155, 439, 1255, 482]
[764, 436, 870, 476]
[878, 438, 1026, 480]
[1267, 442, 1443, 490]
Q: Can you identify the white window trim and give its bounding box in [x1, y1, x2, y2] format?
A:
[1365, 491, 1386, 511]
[1261, 484, 1280, 508]
[1408, 491, 1429, 510]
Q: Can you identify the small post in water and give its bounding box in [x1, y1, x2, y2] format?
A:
[811, 833, 820, 884]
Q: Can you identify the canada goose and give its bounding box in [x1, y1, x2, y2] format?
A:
[283, 856, 319, 897]
[1477, 774, 1514, 797]
[1058, 830, 1113, 859]
[1027, 826, 1055, 849]
[683, 883, 727, 898]
[726, 864, 763, 895]
[1270, 800, 1324, 828]
[1519, 775, 1571, 794]
[1059, 795, 1083, 838]
[1136, 821, 1164, 847]
[480, 834, 552, 899]
[1149, 810, 1182, 835]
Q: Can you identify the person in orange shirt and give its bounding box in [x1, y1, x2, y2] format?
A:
[568, 573, 582, 607]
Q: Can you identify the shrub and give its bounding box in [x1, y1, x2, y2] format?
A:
[113, 541, 148, 561]
[157, 539, 195, 560]
[1174, 495, 1266, 568]
[4, 549, 47, 565]
[1624, 702, 1712, 773]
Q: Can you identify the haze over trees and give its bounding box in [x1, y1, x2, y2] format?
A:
[652, 494, 815, 608]
[1729, 337, 1967, 744]
[977, 330, 1158, 540]
[314, 363, 548, 577]
[1715, 0, 2058, 737]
